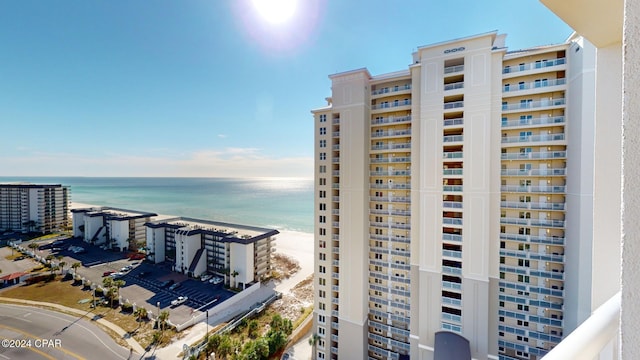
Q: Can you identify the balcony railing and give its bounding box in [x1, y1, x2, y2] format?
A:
[372, 99, 411, 110]
[542, 292, 620, 360]
[371, 129, 412, 138]
[502, 98, 566, 111]
[371, 156, 411, 164]
[503, 58, 566, 74]
[501, 201, 566, 211]
[443, 117, 464, 127]
[444, 101, 464, 110]
[501, 133, 565, 144]
[501, 151, 566, 160]
[503, 78, 567, 93]
[371, 115, 412, 125]
[444, 82, 464, 91]
[443, 135, 464, 143]
[371, 142, 412, 151]
[502, 116, 565, 128]
[371, 84, 411, 96]
[443, 169, 463, 176]
[444, 64, 464, 74]
[501, 168, 567, 176]
[501, 185, 566, 193]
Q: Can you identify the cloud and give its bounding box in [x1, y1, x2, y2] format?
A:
[0, 148, 313, 179]
[217, 134, 228, 138]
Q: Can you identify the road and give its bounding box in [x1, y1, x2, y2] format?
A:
[0, 303, 134, 360]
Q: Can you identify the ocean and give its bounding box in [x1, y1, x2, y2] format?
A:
[0, 177, 314, 234]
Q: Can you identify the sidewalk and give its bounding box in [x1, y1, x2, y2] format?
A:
[0, 296, 146, 355]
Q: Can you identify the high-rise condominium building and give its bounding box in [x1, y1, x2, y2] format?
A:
[312, 31, 597, 360]
[0, 183, 71, 234]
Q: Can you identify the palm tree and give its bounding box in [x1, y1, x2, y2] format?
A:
[158, 310, 170, 339]
[45, 254, 54, 263]
[59, 261, 66, 275]
[28, 242, 39, 252]
[71, 262, 81, 276]
[222, 268, 230, 286]
[231, 270, 239, 288]
[134, 307, 148, 328]
[112, 279, 125, 308]
[309, 333, 320, 360]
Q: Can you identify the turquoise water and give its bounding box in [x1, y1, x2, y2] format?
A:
[0, 177, 314, 233]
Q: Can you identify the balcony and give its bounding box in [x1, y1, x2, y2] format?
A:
[501, 185, 566, 193]
[501, 151, 566, 160]
[501, 201, 566, 211]
[443, 117, 464, 127]
[443, 201, 463, 209]
[503, 78, 567, 94]
[443, 217, 463, 226]
[371, 84, 411, 96]
[541, 292, 620, 360]
[371, 99, 411, 111]
[370, 182, 411, 189]
[502, 116, 565, 128]
[502, 133, 565, 144]
[444, 82, 464, 91]
[443, 151, 464, 159]
[443, 168, 463, 176]
[444, 64, 464, 74]
[370, 156, 411, 164]
[502, 58, 566, 75]
[501, 168, 567, 176]
[443, 185, 463, 192]
[443, 135, 464, 143]
[371, 115, 412, 126]
[369, 196, 411, 203]
[500, 217, 565, 228]
[444, 101, 464, 110]
[371, 142, 412, 151]
[371, 129, 412, 138]
[502, 98, 566, 113]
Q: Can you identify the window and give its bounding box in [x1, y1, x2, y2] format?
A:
[319, 139, 326, 148]
[319, 165, 326, 173]
[504, 84, 510, 92]
[319, 240, 326, 248]
[319, 178, 326, 186]
[319, 265, 326, 273]
[502, 101, 508, 110]
[319, 203, 326, 211]
[318, 327, 325, 335]
[319, 114, 326, 122]
[319, 153, 326, 161]
[318, 277, 326, 286]
[319, 190, 326, 198]
[319, 215, 326, 223]
[518, 274, 530, 283]
[519, 115, 532, 125]
[318, 290, 326, 298]
[520, 99, 532, 109]
[319, 253, 326, 261]
[318, 314, 326, 323]
[319, 228, 326, 236]
[319, 302, 326, 310]
[319, 127, 326, 135]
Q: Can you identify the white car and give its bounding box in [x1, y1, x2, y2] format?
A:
[110, 272, 125, 279]
[200, 274, 212, 282]
[210, 277, 223, 285]
[171, 296, 188, 306]
[121, 265, 132, 272]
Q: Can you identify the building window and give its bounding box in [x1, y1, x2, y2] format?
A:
[320, 127, 326, 135]
[319, 302, 326, 310]
[319, 253, 326, 261]
[319, 165, 326, 173]
[318, 314, 326, 323]
[319, 114, 326, 122]
[318, 327, 325, 335]
[319, 203, 326, 211]
[319, 290, 326, 298]
[319, 153, 326, 160]
[319, 265, 326, 273]
[319, 215, 326, 223]
[319, 190, 326, 198]
[319, 278, 326, 286]
[319, 228, 326, 236]
[319, 178, 326, 186]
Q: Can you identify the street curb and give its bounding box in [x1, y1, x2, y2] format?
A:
[0, 296, 146, 355]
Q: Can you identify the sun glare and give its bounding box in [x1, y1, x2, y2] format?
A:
[251, 0, 298, 24]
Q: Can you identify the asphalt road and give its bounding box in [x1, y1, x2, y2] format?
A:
[0, 303, 134, 360]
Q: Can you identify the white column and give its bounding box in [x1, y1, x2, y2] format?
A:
[621, 0, 640, 358]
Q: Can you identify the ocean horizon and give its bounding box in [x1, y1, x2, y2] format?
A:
[0, 176, 314, 234]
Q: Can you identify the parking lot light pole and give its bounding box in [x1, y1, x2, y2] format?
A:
[206, 310, 209, 343]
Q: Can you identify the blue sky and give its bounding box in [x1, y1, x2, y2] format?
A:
[0, 0, 572, 178]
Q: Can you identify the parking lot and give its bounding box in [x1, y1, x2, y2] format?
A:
[16, 237, 236, 325]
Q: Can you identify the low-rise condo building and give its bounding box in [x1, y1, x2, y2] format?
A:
[0, 183, 70, 234]
[312, 31, 597, 360]
[145, 217, 278, 288]
[72, 207, 157, 251]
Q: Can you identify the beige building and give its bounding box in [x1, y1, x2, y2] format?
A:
[0, 183, 70, 234]
[312, 31, 597, 360]
[145, 217, 277, 287]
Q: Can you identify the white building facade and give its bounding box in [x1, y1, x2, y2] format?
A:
[72, 207, 156, 251]
[312, 32, 597, 360]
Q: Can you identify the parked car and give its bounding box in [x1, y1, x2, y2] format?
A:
[160, 279, 175, 288]
[210, 277, 223, 285]
[121, 265, 132, 272]
[200, 274, 212, 282]
[103, 270, 115, 277]
[110, 272, 125, 279]
[171, 296, 188, 306]
[169, 282, 182, 291]
[136, 271, 149, 278]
